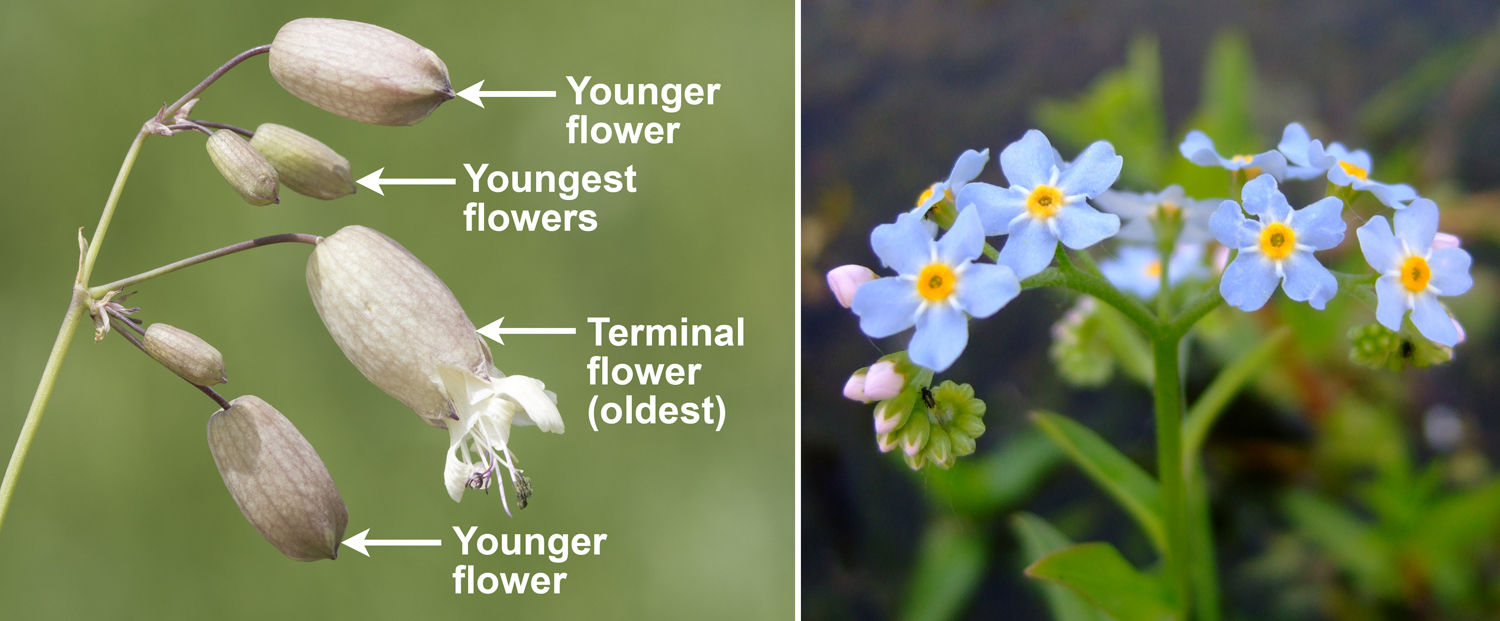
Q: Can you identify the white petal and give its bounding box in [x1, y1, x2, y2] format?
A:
[495, 375, 565, 433]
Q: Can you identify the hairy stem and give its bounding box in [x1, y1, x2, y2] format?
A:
[90, 233, 322, 297]
[161, 45, 271, 121]
[1154, 335, 1190, 616]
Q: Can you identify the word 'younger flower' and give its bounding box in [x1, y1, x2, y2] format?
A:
[852, 208, 1020, 372]
[1356, 199, 1473, 346]
[1212, 175, 1346, 311]
[956, 130, 1122, 279]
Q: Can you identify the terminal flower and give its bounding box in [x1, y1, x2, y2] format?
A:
[1356, 199, 1473, 346]
[437, 363, 563, 515]
[1179, 130, 1288, 180]
[1277, 122, 1417, 208]
[955, 130, 1122, 279]
[852, 207, 1020, 371]
[1100, 244, 1207, 299]
[913, 149, 989, 217]
[1211, 175, 1346, 310]
[1093, 185, 1218, 244]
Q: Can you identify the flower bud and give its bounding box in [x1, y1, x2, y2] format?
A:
[826, 265, 877, 308]
[143, 323, 227, 386]
[306, 225, 491, 428]
[862, 361, 905, 401]
[206, 130, 279, 205]
[269, 18, 454, 126]
[842, 368, 868, 402]
[1433, 232, 1462, 251]
[250, 124, 355, 200]
[207, 396, 347, 561]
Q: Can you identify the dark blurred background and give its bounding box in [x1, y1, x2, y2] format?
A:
[802, 1, 1500, 619]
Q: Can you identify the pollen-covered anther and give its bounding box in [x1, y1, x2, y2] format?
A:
[1338, 160, 1369, 181]
[916, 264, 956, 301]
[1400, 255, 1432, 292]
[1258, 222, 1297, 260]
[1026, 185, 1064, 219]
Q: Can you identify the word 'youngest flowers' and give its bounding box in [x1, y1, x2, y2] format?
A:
[957, 130, 1123, 279]
[1357, 199, 1473, 346]
[1211, 175, 1346, 311]
[852, 208, 1019, 372]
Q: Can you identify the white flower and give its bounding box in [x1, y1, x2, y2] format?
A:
[437, 364, 563, 516]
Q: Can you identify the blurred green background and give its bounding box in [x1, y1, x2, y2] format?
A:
[0, 1, 792, 619]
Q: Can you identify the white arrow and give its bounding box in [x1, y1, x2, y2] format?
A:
[456, 80, 558, 107]
[341, 528, 443, 557]
[356, 168, 457, 196]
[477, 317, 577, 345]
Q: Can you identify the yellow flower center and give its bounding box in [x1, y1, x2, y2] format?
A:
[1026, 185, 1064, 219]
[917, 183, 954, 207]
[1400, 255, 1430, 292]
[1337, 161, 1369, 180]
[1144, 260, 1162, 279]
[1258, 222, 1296, 260]
[1232, 155, 1263, 179]
[916, 264, 957, 301]
[1158, 202, 1179, 215]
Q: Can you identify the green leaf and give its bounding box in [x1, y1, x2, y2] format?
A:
[1032, 411, 1166, 553]
[1034, 34, 1167, 188]
[1282, 490, 1398, 598]
[1011, 513, 1108, 621]
[923, 429, 1063, 517]
[900, 519, 987, 621]
[1025, 542, 1177, 621]
[1408, 479, 1500, 607]
[1181, 326, 1289, 466]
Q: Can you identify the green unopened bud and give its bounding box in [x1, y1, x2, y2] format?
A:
[269, 18, 454, 126]
[142, 323, 227, 386]
[206, 130, 279, 205]
[207, 396, 347, 561]
[250, 124, 355, 200]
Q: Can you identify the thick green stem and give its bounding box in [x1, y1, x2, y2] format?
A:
[89, 233, 322, 297]
[1154, 335, 1190, 616]
[1024, 247, 1159, 337]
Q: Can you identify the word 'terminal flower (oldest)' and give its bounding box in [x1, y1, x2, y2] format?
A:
[1211, 175, 1346, 311]
[306, 225, 562, 514]
[1277, 122, 1417, 209]
[1179, 130, 1288, 181]
[912, 149, 989, 217]
[852, 208, 1020, 372]
[956, 130, 1123, 279]
[1356, 199, 1473, 346]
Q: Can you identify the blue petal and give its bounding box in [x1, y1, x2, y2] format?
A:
[1248, 151, 1289, 181]
[1357, 216, 1402, 273]
[1220, 253, 1280, 311]
[1394, 199, 1439, 255]
[1305, 140, 1338, 169]
[1345, 149, 1373, 171]
[1239, 175, 1281, 218]
[998, 217, 1058, 279]
[1056, 141, 1123, 197]
[1281, 252, 1338, 310]
[1411, 294, 1458, 347]
[1101, 246, 1160, 298]
[851, 277, 920, 338]
[1326, 164, 1356, 187]
[936, 206, 985, 265]
[914, 183, 943, 215]
[1115, 216, 1155, 242]
[1000, 130, 1058, 189]
[1356, 180, 1417, 209]
[956, 263, 1020, 318]
[1179, 130, 1223, 166]
[909, 303, 969, 372]
[1092, 190, 1154, 219]
[1429, 247, 1473, 297]
[947, 149, 989, 190]
[1278, 122, 1314, 167]
[1210, 200, 1260, 248]
[1289, 197, 1346, 250]
[1053, 203, 1120, 249]
[1285, 165, 1325, 181]
[871, 212, 934, 274]
[1374, 276, 1408, 332]
[956, 183, 1025, 237]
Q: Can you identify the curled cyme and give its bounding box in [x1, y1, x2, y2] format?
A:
[1277, 122, 1417, 208]
[852, 207, 1020, 372]
[955, 130, 1123, 279]
[1100, 243, 1208, 300]
[1211, 175, 1346, 311]
[1094, 184, 1219, 244]
[1356, 199, 1473, 346]
[1179, 130, 1288, 181]
[912, 149, 989, 217]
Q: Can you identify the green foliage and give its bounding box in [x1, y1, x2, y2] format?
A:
[1026, 542, 1177, 621]
[1181, 326, 1290, 464]
[1035, 34, 1167, 188]
[1347, 319, 1454, 370]
[1050, 296, 1154, 388]
[900, 518, 988, 621]
[1012, 513, 1109, 621]
[1032, 411, 1166, 553]
[923, 430, 1063, 517]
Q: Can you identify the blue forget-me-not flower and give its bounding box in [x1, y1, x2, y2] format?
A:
[1093, 184, 1219, 244]
[852, 207, 1021, 372]
[1101, 244, 1208, 300]
[1179, 130, 1288, 181]
[1277, 122, 1417, 209]
[955, 130, 1122, 279]
[913, 149, 989, 217]
[1356, 199, 1472, 346]
[1211, 175, 1346, 311]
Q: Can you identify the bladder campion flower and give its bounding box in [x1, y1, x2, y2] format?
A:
[912, 149, 989, 217]
[852, 208, 1020, 372]
[1094, 185, 1218, 244]
[1211, 175, 1346, 311]
[1179, 130, 1288, 181]
[1356, 199, 1473, 346]
[1100, 244, 1207, 300]
[955, 130, 1122, 279]
[1277, 122, 1417, 208]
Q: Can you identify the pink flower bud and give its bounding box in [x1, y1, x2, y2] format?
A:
[842, 371, 867, 402]
[826, 265, 877, 308]
[1433, 232, 1461, 250]
[863, 361, 905, 401]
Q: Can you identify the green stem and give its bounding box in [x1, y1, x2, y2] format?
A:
[1181, 327, 1291, 466]
[1187, 463, 1220, 621]
[1024, 247, 1159, 337]
[1165, 281, 1224, 340]
[89, 233, 322, 297]
[1153, 335, 1190, 616]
